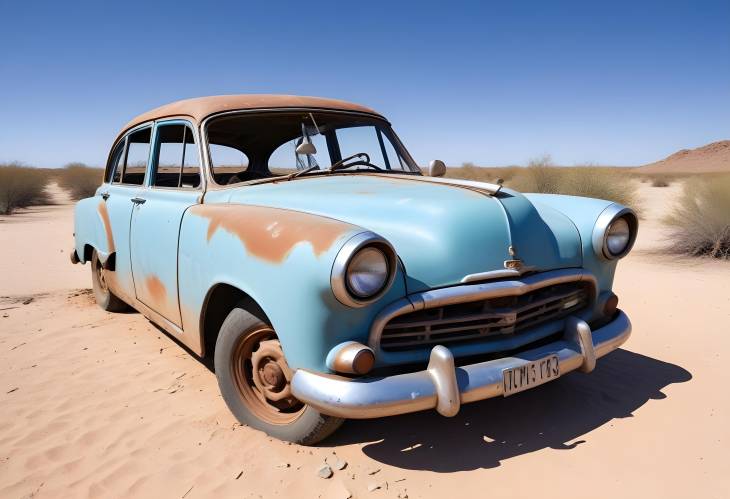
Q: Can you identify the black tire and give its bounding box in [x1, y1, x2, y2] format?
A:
[90, 250, 128, 312]
[215, 306, 344, 445]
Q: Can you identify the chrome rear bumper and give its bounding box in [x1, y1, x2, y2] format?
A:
[290, 311, 631, 419]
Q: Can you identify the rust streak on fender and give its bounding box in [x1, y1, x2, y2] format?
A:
[145, 275, 167, 304]
[97, 201, 115, 253]
[191, 205, 354, 263]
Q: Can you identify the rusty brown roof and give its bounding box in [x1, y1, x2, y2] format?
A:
[122, 94, 382, 132]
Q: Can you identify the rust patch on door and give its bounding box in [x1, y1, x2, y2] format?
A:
[191, 205, 353, 263]
[97, 201, 115, 252]
[145, 275, 167, 304]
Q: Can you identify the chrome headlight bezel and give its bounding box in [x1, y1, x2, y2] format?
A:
[331, 232, 397, 308]
[592, 205, 639, 260]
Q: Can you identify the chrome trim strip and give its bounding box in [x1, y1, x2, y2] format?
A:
[592, 204, 639, 260]
[291, 310, 631, 419]
[460, 267, 538, 283]
[330, 231, 397, 308]
[368, 268, 597, 358]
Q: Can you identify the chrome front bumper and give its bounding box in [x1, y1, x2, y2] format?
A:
[290, 311, 631, 419]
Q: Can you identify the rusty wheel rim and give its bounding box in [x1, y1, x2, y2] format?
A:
[231, 326, 305, 425]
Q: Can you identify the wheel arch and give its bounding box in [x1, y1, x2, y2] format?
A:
[200, 283, 271, 359]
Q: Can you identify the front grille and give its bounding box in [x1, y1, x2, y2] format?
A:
[380, 281, 589, 351]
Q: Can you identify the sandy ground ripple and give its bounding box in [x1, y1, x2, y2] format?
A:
[0, 183, 729, 498]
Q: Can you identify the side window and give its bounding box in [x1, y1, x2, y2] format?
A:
[209, 144, 249, 184]
[106, 140, 125, 183]
[152, 124, 200, 188]
[122, 128, 151, 185]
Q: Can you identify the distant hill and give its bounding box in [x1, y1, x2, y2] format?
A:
[638, 140, 730, 174]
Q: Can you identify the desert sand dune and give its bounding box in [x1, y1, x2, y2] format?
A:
[1, 182, 728, 498]
[638, 140, 730, 174]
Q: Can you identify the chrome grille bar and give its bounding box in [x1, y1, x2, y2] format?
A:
[368, 269, 597, 358]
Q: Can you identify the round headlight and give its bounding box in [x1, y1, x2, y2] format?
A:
[606, 217, 631, 256]
[346, 247, 389, 298]
[592, 206, 638, 260]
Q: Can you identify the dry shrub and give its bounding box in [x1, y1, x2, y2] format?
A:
[57, 163, 103, 200]
[507, 158, 638, 208]
[664, 175, 730, 259]
[0, 163, 51, 215]
[650, 176, 670, 187]
[445, 162, 522, 184]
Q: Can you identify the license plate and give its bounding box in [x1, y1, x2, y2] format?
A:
[502, 354, 560, 396]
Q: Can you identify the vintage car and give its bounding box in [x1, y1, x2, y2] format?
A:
[72, 95, 637, 444]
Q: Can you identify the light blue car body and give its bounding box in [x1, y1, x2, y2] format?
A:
[73, 102, 627, 375]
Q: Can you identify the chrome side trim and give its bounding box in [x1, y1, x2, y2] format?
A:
[330, 232, 397, 308]
[291, 310, 631, 419]
[368, 268, 597, 358]
[592, 204, 639, 260]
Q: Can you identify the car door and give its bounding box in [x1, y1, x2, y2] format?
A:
[129, 120, 203, 328]
[98, 125, 153, 301]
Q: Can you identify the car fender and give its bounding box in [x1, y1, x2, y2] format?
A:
[177, 203, 408, 371]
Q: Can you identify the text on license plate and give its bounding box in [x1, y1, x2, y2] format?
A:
[502, 354, 560, 396]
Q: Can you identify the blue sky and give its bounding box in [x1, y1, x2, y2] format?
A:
[1, 0, 728, 167]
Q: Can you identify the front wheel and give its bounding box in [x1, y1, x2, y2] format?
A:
[90, 250, 127, 312]
[214, 306, 344, 445]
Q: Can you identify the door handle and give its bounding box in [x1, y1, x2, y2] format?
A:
[131, 197, 146, 204]
[100, 192, 110, 200]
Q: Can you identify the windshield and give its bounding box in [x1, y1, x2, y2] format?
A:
[206, 111, 420, 185]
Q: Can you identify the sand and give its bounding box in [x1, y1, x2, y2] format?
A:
[1, 182, 729, 498]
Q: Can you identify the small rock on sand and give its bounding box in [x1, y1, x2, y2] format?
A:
[317, 464, 333, 479]
[328, 456, 347, 470]
[366, 467, 381, 475]
[367, 482, 381, 492]
[275, 462, 290, 469]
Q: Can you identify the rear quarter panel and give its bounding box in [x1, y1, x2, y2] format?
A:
[73, 192, 111, 263]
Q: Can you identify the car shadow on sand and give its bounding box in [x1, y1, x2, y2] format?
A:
[323, 349, 691, 472]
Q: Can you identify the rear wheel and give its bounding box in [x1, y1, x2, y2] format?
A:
[214, 306, 344, 445]
[90, 250, 127, 312]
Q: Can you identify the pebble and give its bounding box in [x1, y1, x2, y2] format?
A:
[275, 462, 290, 469]
[331, 457, 347, 470]
[366, 467, 381, 475]
[367, 483, 381, 492]
[317, 464, 333, 479]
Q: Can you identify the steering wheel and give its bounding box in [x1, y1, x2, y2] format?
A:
[330, 152, 383, 172]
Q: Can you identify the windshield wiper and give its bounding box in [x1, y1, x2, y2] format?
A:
[286, 166, 319, 180]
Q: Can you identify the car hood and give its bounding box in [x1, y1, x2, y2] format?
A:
[219, 174, 582, 293]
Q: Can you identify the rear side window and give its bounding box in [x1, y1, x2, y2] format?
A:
[152, 124, 201, 188]
[106, 140, 125, 183]
[122, 128, 151, 185]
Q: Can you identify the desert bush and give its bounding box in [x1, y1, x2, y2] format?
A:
[505, 159, 638, 208]
[664, 175, 730, 259]
[0, 163, 51, 215]
[57, 163, 103, 200]
[650, 176, 670, 187]
[445, 163, 522, 184]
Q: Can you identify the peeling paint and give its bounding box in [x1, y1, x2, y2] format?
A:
[97, 201, 115, 253]
[191, 205, 353, 263]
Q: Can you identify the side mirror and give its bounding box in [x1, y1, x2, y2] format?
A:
[296, 142, 317, 155]
[428, 159, 446, 177]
